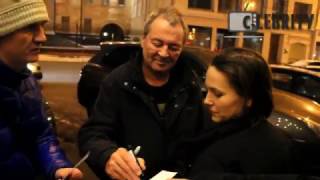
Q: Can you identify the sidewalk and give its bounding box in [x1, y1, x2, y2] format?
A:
[39, 53, 92, 63]
[39, 44, 99, 63]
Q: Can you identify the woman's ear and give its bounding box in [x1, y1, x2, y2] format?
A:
[246, 99, 252, 108]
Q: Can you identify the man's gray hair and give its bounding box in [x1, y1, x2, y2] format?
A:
[143, 7, 188, 43]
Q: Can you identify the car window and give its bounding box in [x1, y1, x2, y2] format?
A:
[292, 75, 320, 104]
[306, 66, 320, 72]
[102, 45, 140, 67]
[308, 61, 320, 66]
[272, 72, 293, 91]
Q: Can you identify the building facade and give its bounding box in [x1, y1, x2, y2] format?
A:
[172, 0, 320, 64]
[44, 0, 320, 64]
[44, 0, 172, 41]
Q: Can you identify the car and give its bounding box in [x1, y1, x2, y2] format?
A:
[43, 100, 56, 132]
[77, 41, 142, 115]
[78, 43, 320, 174]
[269, 88, 320, 139]
[27, 63, 56, 132]
[290, 60, 320, 72]
[268, 88, 320, 175]
[77, 43, 320, 140]
[27, 62, 43, 80]
[78, 41, 213, 115]
[304, 65, 320, 72]
[290, 59, 320, 67]
[270, 64, 320, 104]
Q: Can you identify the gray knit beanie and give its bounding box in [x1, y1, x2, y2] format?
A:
[0, 0, 49, 37]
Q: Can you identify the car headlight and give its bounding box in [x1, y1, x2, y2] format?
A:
[27, 63, 36, 72]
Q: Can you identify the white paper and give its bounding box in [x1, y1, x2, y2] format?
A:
[150, 170, 177, 180]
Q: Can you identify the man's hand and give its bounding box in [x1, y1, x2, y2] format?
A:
[55, 168, 83, 180]
[105, 147, 146, 180]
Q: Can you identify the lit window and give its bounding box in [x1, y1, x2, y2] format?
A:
[243, 32, 264, 53]
[242, 0, 265, 14]
[218, 0, 240, 12]
[85, 0, 94, 4]
[273, 0, 287, 14]
[294, 2, 312, 14]
[101, 0, 109, 6]
[187, 25, 212, 49]
[216, 29, 236, 51]
[188, 0, 212, 10]
[118, 0, 125, 5]
[84, 18, 92, 33]
[61, 16, 70, 32]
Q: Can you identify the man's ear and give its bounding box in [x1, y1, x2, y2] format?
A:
[140, 36, 145, 48]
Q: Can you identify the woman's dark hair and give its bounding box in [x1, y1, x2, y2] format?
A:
[211, 47, 273, 118]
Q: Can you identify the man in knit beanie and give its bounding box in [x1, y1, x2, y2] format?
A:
[0, 0, 83, 179]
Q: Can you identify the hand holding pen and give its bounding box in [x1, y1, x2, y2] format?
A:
[105, 147, 146, 180]
[55, 151, 90, 180]
[55, 168, 83, 180]
[130, 146, 145, 178]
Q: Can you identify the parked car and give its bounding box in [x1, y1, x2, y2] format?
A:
[27, 62, 43, 80]
[269, 88, 320, 175]
[290, 59, 320, 67]
[78, 41, 213, 115]
[27, 63, 56, 132]
[290, 60, 320, 72]
[270, 64, 320, 104]
[43, 100, 56, 132]
[304, 65, 320, 72]
[78, 43, 320, 174]
[269, 88, 320, 139]
[77, 43, 320, 144]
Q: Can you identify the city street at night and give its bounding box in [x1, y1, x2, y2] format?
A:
[39, 60, 98, 180]
[1, 0, 320, 179]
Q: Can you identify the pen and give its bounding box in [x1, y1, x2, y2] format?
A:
[131, 146, 144, 177]
[58, 151, 90, 180]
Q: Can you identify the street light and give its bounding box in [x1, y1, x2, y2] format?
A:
[243, 0, 256, 11]
[79, 0, 83, 45]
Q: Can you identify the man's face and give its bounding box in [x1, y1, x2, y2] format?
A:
[141, 17, 184, 74]
[0, 22, 47, 71]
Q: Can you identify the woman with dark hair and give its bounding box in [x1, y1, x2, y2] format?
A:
[187, 48, 299, 179]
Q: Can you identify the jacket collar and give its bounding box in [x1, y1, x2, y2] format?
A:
[182, 114, 264, 156]
[0, 60, 31, 89]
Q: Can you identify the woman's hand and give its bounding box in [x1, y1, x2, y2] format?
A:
[55, 168, 83, 180]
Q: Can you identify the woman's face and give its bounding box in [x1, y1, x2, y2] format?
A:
[204, 66, 251, 123]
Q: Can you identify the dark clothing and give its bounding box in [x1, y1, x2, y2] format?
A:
[0, 61, 72, 180]
[77, 45, 140, 116]
[77, 52, 113, 115]
[78, 51, 207, 179]
[189, 173, 320, 180]
[188, 115, 311, 179]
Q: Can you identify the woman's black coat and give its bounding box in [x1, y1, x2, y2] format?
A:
[187, 116, 308, 179]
